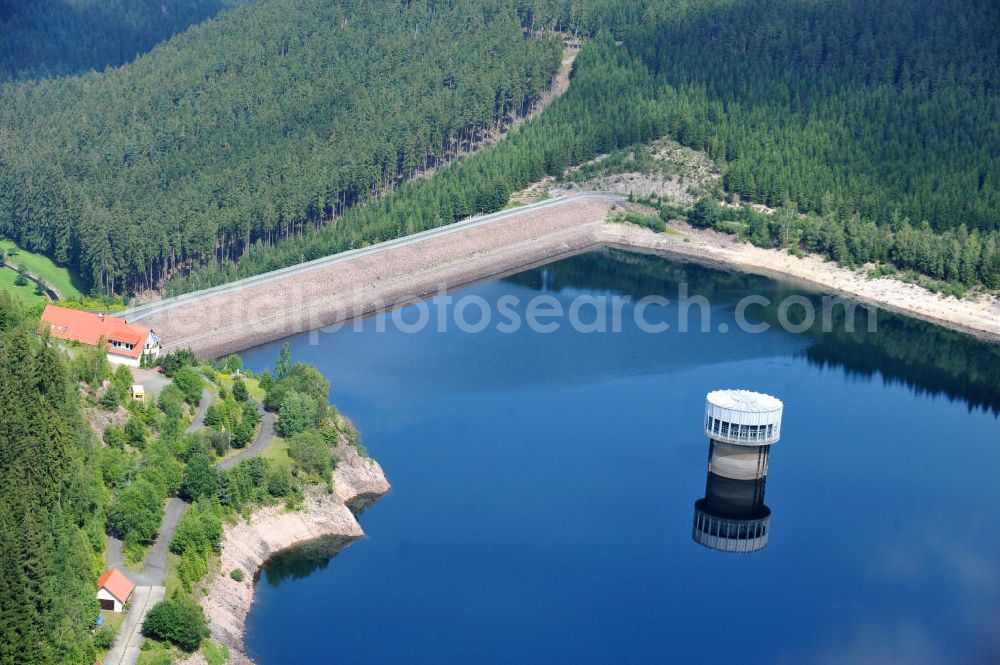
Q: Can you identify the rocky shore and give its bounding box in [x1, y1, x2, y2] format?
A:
[182, 440, 389, 665]
[600, 221, 1000, 342]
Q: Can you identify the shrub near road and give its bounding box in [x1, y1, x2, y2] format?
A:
[141, 595, 209, 653]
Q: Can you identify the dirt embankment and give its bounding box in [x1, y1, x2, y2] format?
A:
[142, 188, 999, 355]
[181, 440, 389, 665]
[145, 196, 619, 357]
[600, 220, 1000, 342]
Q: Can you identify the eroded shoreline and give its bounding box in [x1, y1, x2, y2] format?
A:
[182, 440, 390, 665]
[599, 221, 1000, 343]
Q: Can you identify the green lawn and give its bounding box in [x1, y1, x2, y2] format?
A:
[202, 641, 230, 665]
[217, 372, 266, 402]
[0, 265, 48, 305]
[0, 238, 85, 299]
[136, 639, 175, 665]
[261, 436, 289, 463]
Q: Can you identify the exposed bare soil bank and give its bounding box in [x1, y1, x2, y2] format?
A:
[181, 441, 389, 665]
[562, 138, 722, 204]
[599, 221, 1000, 342]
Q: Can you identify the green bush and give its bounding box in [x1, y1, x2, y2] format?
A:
[141, 596, 208, 653]
[221, 355, 243, 374]
[158, 348, 197, 377]
[204, 429, 231, 457]
[136, 442, 183, 497]
[158, 384, 185, 414]
[288, 429, 334, 479]
[99, 385, 120, 410]
[99, 446, 136, 490]
[124, 415, 147, 447]
[231, 417, 254, 448]
[69, 344, 110, 387]
[112, 364, 133, 397]
[172, 367, 204, 406]
[104, 424, 126, 449]
[93, 624, 119, 650]
[229, 568, 245, 582]
[221, 457, 269, 510]
[266, 461, 295, 498]
[181, 452, 220, 502]
[171, 501, 222, 591]
[170, 501, 222, 557]
[203, 403, 223, 428]
[614, 211, 666, 232]
[231, 376, 249, 402]
[178, 548, 209, 591]
[108, 478, 162, 545]
[276, 391, 315, 437]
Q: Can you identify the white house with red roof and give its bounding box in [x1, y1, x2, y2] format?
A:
[39, 304, 161, 366]
[96, 568, 134, 612]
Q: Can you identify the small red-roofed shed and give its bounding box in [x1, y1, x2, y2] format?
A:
[97, 568, 134, 612]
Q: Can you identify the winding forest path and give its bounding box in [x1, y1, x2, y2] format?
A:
[218, 408, 276, 471]
[185, 387, 214, 433]
[104, 385, 278, 665]
[104, 389, 211, 665]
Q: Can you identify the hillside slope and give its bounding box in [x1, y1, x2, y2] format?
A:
[0, 0, 561, 295]
[0, 0, 248, 82]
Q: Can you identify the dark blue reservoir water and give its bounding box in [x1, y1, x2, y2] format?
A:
[242, 249, 1000, 665]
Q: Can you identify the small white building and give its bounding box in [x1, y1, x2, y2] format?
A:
[97, 568, 134, 612]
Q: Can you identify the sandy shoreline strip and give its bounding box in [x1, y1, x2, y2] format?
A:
[599, 221, 1000, 343]
[144, 195, 1000, 357]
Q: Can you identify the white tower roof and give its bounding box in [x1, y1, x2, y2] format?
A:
[706, 389, 782, 414]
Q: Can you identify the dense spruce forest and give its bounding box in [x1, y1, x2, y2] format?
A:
[0, 0, 247, 82]
[0, 292, 367, 661]
[166, 0, 1000, 293]
[1, 0, 999, 294]
[0, 0, 561, 295]
[0, 294, 107, 663]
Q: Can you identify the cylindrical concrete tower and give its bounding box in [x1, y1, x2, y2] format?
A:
[693, 389, 783, 554]
[704, 389, 783, 480]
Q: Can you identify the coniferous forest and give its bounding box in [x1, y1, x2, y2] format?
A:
[0, 0, 248, 82]
[0, 0, 562, 294]
[1, 0, 999, 295]
[0, 294, 108, 663]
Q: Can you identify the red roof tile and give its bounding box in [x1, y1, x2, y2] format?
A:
[40, 305, 152, 359]
[97, 568, 134, 604]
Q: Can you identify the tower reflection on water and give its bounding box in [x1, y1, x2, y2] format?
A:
[693, 389, 783, 554]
